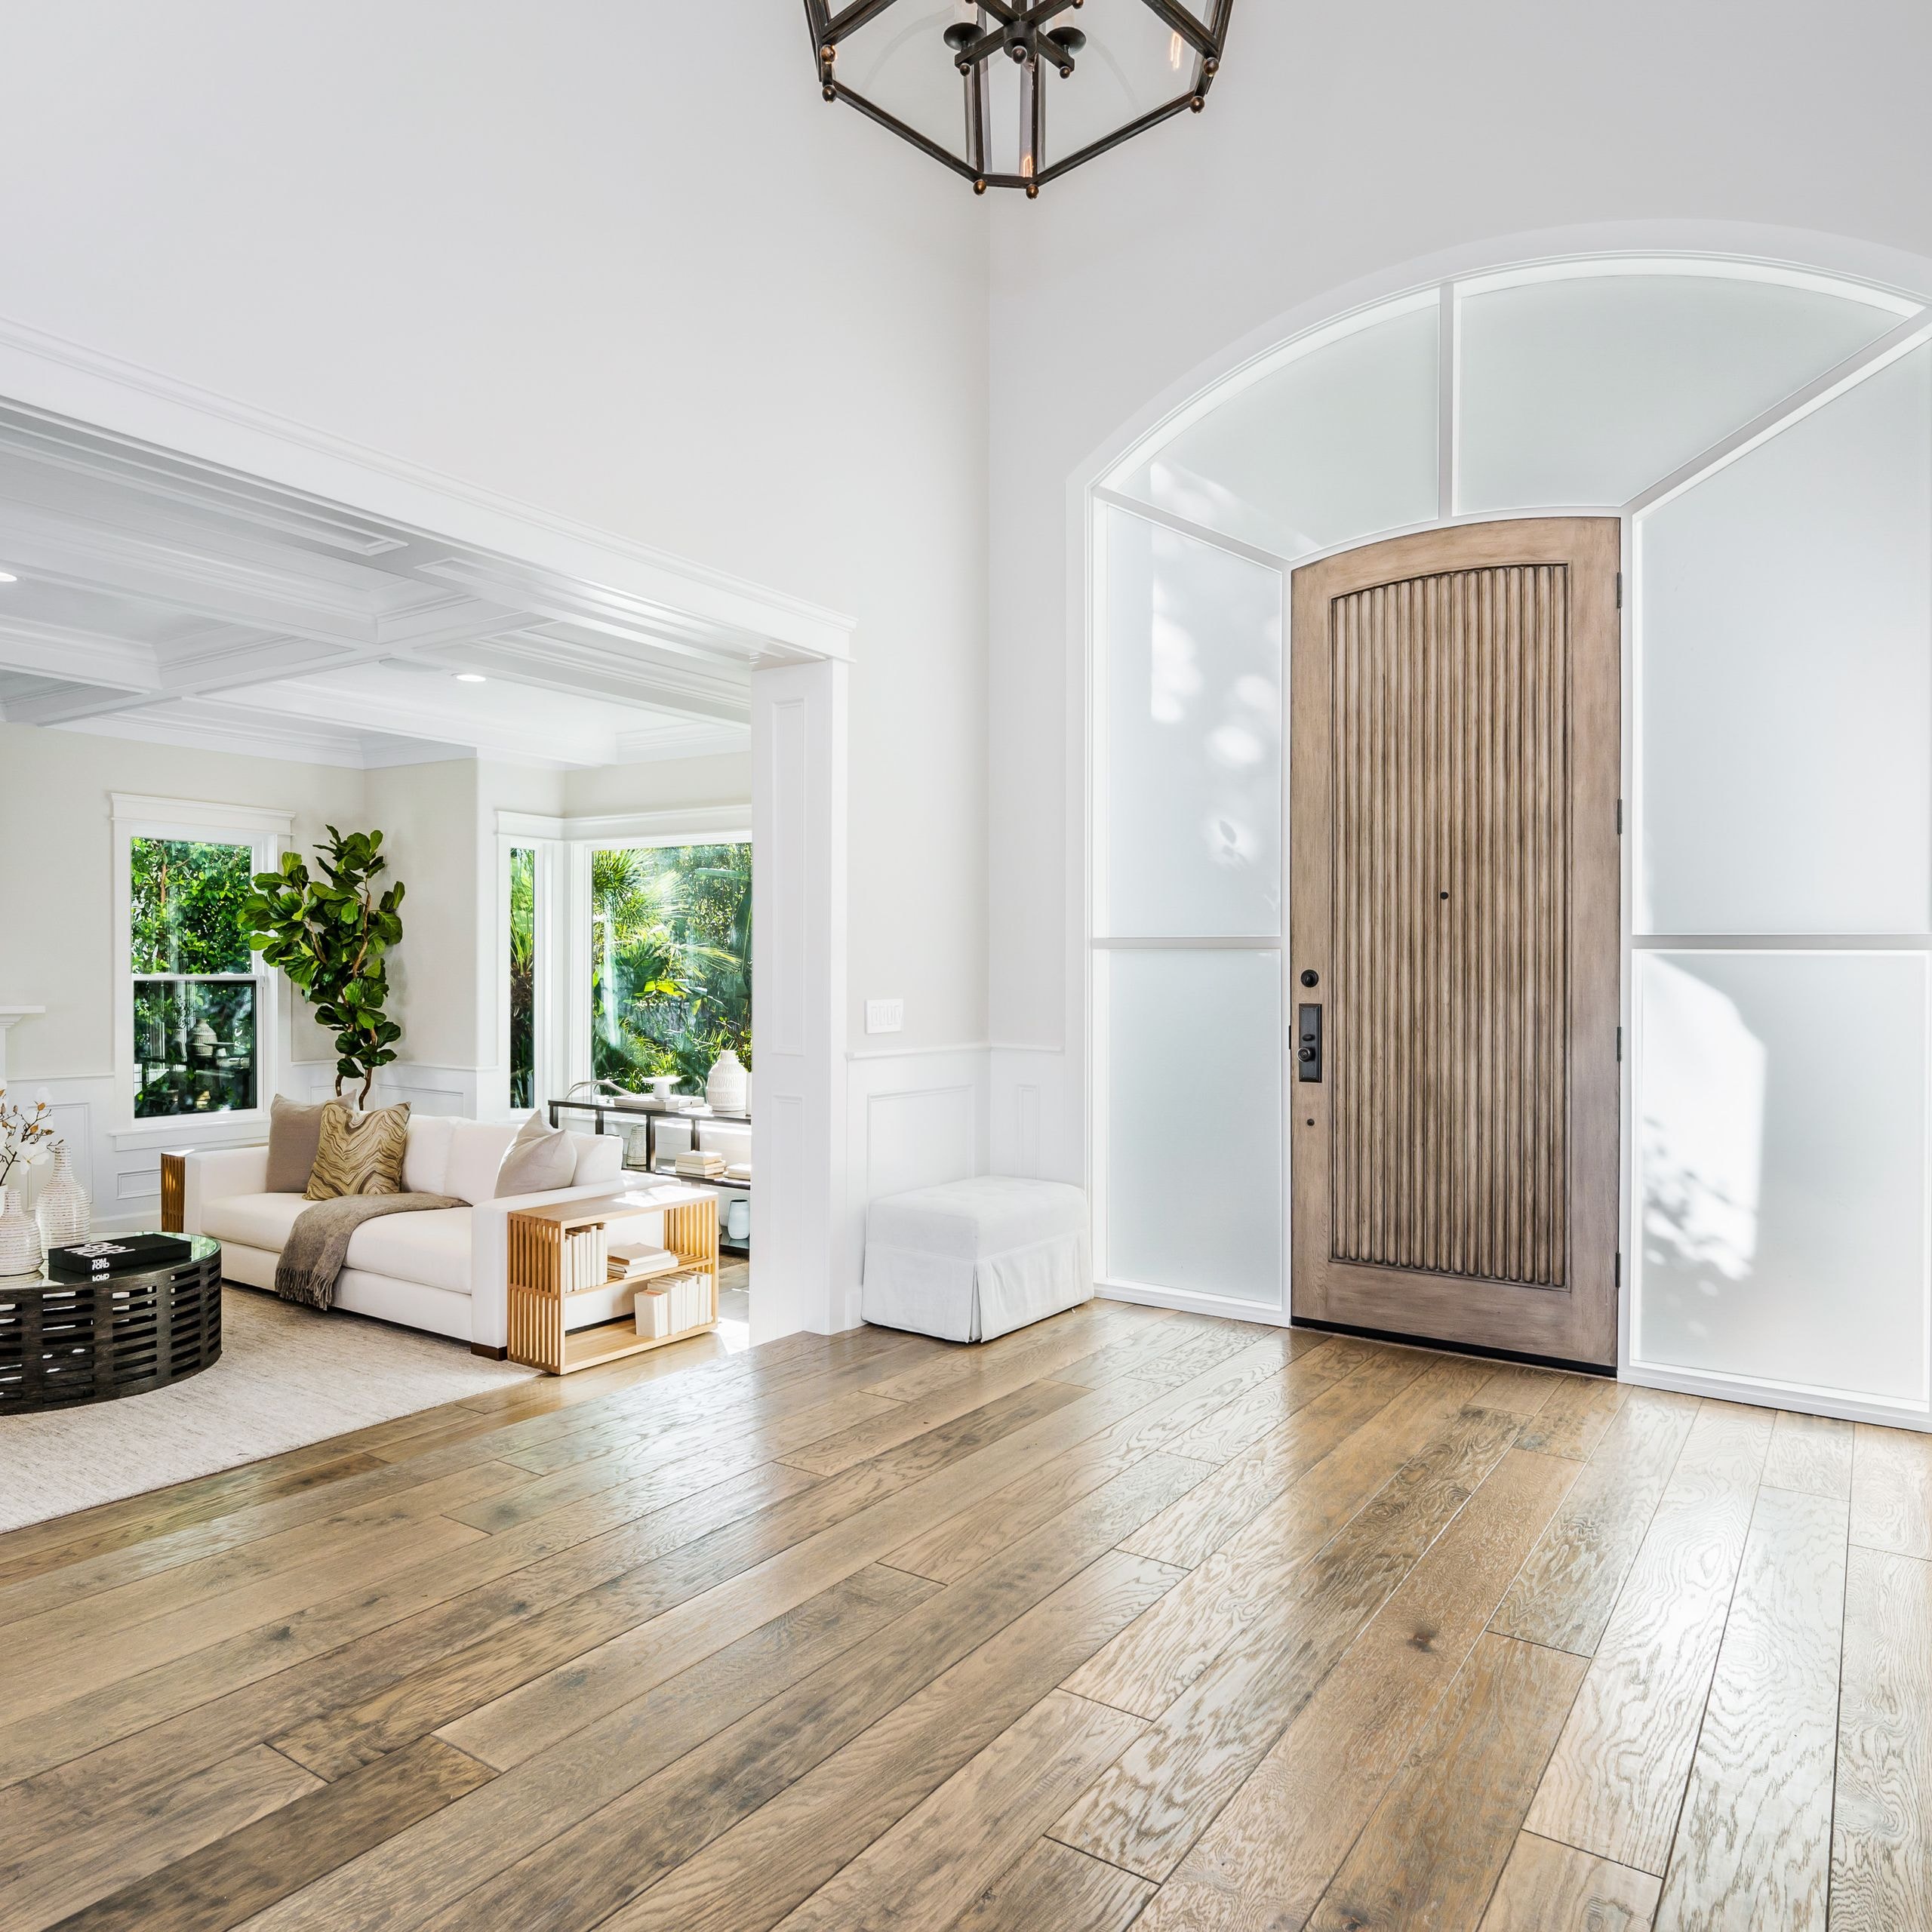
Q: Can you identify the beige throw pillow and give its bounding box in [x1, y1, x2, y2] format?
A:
[496, 1112, 577, 1198]
[266, 1094, 329, 1195]
[305, 1101, 411, 1200]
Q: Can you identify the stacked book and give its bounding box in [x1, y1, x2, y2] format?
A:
[634, 1265, 713, 1340]
[674, 1149, 728, 1180]
[724, 1161, 752, 1183]
[608, 1236, 680, 1287]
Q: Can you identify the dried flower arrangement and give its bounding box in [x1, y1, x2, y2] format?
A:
[0, 1085, 57, 1189]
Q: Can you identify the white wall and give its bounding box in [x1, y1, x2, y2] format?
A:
[564, 752, 752, 820]
[983, 0, 1932, 1175]
[0, 0, 989, 1066]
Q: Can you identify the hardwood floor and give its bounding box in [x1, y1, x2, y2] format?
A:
[3, 1302, 1930, 1932]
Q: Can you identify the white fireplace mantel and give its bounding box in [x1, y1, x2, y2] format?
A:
[0, 1007, 45, 1085]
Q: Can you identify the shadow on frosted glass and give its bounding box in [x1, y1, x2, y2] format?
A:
[1106, 948, 1282, 1306]
[1105, 508, 1281, 937]
[1459, 268, 1904, 513]
[1635, 952, 1928, 1404]
[1637, 344, 1932, 935]
[1115, 303, 1438, 560]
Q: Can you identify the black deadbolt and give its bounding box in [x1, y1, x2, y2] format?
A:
[1300, 968, 1319, 988]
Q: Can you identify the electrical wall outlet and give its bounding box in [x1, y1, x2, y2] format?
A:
[865, 998, 904, 1035]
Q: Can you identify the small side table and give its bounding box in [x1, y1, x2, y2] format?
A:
[1, 1235, 223, 1413]
[506, 1187, 719, 1375]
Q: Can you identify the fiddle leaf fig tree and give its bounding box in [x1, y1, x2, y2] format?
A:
[243, 826, 406, 1106]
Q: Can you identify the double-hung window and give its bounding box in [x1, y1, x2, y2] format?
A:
[114, 795, 290, 1129]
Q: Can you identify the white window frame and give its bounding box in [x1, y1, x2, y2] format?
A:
[495, 805, 752, 1112]
[112, 792, 293, 1145]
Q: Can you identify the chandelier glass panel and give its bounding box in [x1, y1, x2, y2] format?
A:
[804, 1, 1232, 195]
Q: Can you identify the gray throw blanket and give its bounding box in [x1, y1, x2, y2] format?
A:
[275, 1192, 463, 1311]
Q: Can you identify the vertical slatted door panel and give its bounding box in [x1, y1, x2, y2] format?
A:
[1327, 564, 1571, 1288]
[1291, 519, 1620, 1367]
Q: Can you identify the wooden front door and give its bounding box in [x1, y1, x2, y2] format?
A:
[1289, 518, 1621, 1367]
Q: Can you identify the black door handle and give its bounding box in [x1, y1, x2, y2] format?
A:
[1297, 1003, 1323, 1084]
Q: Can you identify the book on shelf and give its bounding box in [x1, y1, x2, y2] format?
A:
[634, 1264, 713, 1340]
[608, 1244, 678, 1283]
[558, 1226, 606, 1294]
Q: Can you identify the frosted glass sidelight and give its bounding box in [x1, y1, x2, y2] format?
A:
[1458, 268, 1906, 512]
[1103, 507, 1283, 938]
[1115, 302, 1438, 559]
[1638, 346, 1932, 936]
[1104, 948, 1282, 1306]
[1633, 951, 1928, 1405]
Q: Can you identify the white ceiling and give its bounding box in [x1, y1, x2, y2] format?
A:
[0, 399, 755, 768]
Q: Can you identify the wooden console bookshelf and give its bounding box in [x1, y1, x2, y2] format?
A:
[506, 1185, 720, 1375]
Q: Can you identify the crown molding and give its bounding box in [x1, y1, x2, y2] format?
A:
[0, 310, 856, 664]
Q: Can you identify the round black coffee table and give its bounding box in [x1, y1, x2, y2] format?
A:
[0, 1235, 223, 1414]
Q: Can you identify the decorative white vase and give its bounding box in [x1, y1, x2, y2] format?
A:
[0, 1185, 43, 1276]
[35, 1145, 91, 1246]
[706, 1050, 748, 1115]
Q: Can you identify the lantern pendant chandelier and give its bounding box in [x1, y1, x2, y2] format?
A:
[804, 1, 1232, 197]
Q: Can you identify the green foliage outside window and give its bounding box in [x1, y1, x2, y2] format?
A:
[509, 848, 536, 1110]
[131, 838, 255, 974]
[591, 844, 751, 1095]
[131, 837, 260, 1118]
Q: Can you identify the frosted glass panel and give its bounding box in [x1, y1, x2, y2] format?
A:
[1634, 951, 1928, 1404]
[1104, 507, 1282, 937]
[1638, 346, 1932, 935]
[1459, 269, 1903, 511]
[1106, 949, 1281, 1306]
[1116, 302, 1438, 559]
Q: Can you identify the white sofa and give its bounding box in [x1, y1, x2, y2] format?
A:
[180, 1115, 626, 1354]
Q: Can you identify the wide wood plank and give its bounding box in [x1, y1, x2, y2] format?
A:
[1850, 1421, 1932, 1559]
[0, 1743, 320, 1932]
[1491, 1386, 1700, 1655]
[595, 1552, 1177, 1932]
[1524, 1401, 1774, 1873]
[241, 1566, 940, 1932]
[1654, 1484, 1846, 1931]
[51, 1736, 494, 1931]
[1075, 1361, 1501, 1720]
[1052, 1403, 1524, 1881]
[1763, 1409, 1854, 1500]
[880, 1335, 1350, 1586]
[1143, 1447, 1577, 1929]
[248, 1457, 1204, 1932]
[1515, 1374, 1626, 1461]
[1830, 1543, 1932, 1932]
[771, 1690, 1143, 1932]
[1306, 1635, 1586, 1932]
[1478, 1832, 1661, 1932]
[945, 1839, 1154, 1932]
[1118, 1346, 1436, 1571]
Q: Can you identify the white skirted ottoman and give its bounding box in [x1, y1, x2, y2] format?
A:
[862, 1176, 1092, 1343]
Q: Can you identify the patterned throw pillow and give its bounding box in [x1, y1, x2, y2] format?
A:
[304, 1101, 412, 1201]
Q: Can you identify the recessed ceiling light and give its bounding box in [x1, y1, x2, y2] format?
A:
[0, 571, 17, 583]
[453, 672, 487, 684]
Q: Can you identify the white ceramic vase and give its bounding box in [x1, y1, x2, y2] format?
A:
[706, 1050, 748, 1115]
[0, 1185, 43, 1276]
[35, 1144, 91, 1246]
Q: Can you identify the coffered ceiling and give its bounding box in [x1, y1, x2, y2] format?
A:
[0, 398, 758, 768]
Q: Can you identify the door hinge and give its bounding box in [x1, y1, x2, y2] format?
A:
[1615, 1250, 1622, 1287]
[1616, 571, 1623, 609]
[1616, 1025, 1623, 1063]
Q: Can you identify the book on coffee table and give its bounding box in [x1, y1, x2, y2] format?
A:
[47, 1234, 195, 1278]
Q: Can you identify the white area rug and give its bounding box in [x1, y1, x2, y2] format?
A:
[0, 1286, 537, 1533]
